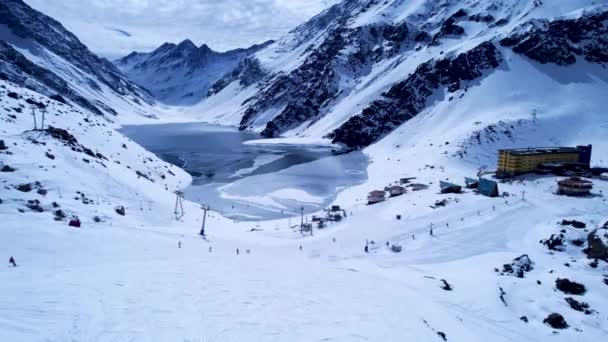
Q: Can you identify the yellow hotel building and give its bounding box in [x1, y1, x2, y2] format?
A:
[496, 145, 592, 179]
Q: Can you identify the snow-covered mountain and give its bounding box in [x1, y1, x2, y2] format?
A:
[0, 0, 155, 120]
[2, 1, 608, 341]
[114, 40, 273, 105]
[181, 0, 608, 147]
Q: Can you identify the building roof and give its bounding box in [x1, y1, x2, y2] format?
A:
[499, 147, 579, 156]
[558, 177, 593, 188]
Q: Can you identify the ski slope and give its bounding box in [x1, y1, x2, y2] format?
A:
[2, 167, 608, 341]
[2, 75, 608, 340]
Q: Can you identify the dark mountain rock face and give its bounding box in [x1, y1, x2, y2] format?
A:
[324, 9, 608, 148]
[0, 41, 103, 115]
[0, 0, 147, 99]
[240, 21, 418, 137]
[501, 11, 608, 65]
[329, 42, 501, 147]
[208, 57, 266, 97]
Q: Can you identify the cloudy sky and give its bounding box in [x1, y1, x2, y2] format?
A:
[24, 0, 337, 60]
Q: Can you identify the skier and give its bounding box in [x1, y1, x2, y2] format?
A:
[412, 234, 416, 240]
[178, 241, 182, 248]
[386, 241, 390, 247]
[236, 248, 240, 255]
[429, 227, 434, 236]
[332, 237, 336, 243]
[299, 245, 303, 251]
[208, 246, 212, 253]
[9, 256, 16, 267]
[364, 242, 369, 253]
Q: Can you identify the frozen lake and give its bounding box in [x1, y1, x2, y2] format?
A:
[120, 123, 368, 220]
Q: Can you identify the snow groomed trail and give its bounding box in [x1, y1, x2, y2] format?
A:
[3, 172, 607, 341]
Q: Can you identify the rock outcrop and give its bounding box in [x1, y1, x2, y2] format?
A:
[330, 42, 501, 147]
[586, 228, 608, 260]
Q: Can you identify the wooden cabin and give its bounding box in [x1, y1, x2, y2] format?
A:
[410, 183, 429, 191]
[367, 190, 386, 204]
[440, 181, 462, 194]
[557, 177, 593, 196]
[388, 185, 406, 197]
[464, 177, 479, 189]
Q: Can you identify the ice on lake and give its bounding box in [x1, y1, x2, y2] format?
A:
[121, 123, 368, 220]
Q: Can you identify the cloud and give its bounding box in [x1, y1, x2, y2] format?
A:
[24, 0, 337, 60]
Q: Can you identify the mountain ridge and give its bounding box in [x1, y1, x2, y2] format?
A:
[114, 39, 274, 105]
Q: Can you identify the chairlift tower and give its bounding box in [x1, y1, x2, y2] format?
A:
[200, 204, 210, 236]
[174, 191, 185, 220]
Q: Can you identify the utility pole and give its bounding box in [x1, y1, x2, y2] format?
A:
[200, 205, 210, 236]
[31, 106, 38, 130]
[40, 107, 46, 130]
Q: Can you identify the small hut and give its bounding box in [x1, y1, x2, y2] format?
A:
[464, 177, 479, 189]
[367, 190, 386, 204]
[478, 178, 499, 197]
[440, 181, 462, 194]
[388, 185, 406, 197]
[400, 177, 416, 184]
[410, 183, 429, 191]
[557, 177, 593, 196]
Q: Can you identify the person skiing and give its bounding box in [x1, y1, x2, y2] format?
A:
[299, 245, 303, 251]
[236, 248, 240, 255]
[364, 244, 369, 253]
[208, 246, 212, 253]
[9, 256, 16, 267]
[178, 241, 182, 248]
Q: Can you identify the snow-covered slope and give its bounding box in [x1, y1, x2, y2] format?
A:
[186, 0, 608, 146]
[0, 80, 194, 228]
[0, 0, 155, 121]
[114, 40, 273, 105]
[2, 1, 608, 341]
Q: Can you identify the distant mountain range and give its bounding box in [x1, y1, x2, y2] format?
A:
[114, 39, 273, 105]
[113, 0, 607, 149]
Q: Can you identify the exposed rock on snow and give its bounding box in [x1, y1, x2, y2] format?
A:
[330, 42, 501, 147]
[242, 20, 419, 138]
[541, 234, 566, 251]
[586, 228, 608, 260]
[565, 297, 593, 314]
[497, 254, 534, 278]
[501, 10, 608, 65]
[555, 278, 587, 295]
[543, 313, 568, 329]
[561, 219, 586, 229]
